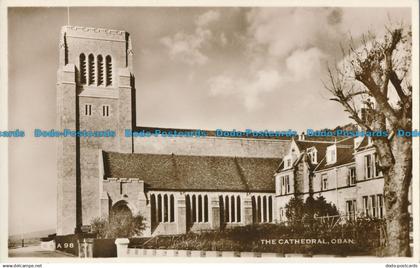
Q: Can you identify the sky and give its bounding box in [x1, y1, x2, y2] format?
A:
[7, 6, 411, 235]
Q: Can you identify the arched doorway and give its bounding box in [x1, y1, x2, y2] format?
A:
[110, 200, 133, 224]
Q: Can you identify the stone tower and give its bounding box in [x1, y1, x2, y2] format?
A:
[56, 26, 135, 235]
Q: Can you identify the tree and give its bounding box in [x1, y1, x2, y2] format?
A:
[324, 26, 412, 256]
[91, 213, 145, 239]
[285, 196, 338, 227]
[285, 196, 305, 227]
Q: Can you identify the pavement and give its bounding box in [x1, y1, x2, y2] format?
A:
[8, 245, 75, 258]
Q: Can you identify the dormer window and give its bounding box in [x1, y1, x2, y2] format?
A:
[307, 147, 317, 164]
[283, 156, 292, 169]
[326, 145, 336, 164]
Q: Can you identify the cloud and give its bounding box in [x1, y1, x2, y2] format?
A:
[206, 8, 342, 110]
[285, 47, 326, 81]
[246, 8, 343, 58]
[161, 29, 211, 65]
[196, 10, 221, 27]
[209, 69, 283, 110]
[220, 32, 227, 46]
[161, 10, 221, 65]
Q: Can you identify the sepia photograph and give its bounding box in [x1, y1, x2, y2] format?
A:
[0, 0, 419, 264]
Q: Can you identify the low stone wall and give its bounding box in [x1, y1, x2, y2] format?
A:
[40, 240, 56, 251]
[114, 238, 303, 258]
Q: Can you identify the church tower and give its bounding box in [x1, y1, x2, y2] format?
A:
[56, 26, 135, 235]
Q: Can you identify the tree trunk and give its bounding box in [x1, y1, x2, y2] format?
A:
[382, 136, 412, 256]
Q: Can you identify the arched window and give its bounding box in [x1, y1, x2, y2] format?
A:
[170, 195, 175, 222]
[225, 196, 230, 222]
[268, 196, 273, 222]
[263, 196, 267, 222]
[236, 196, 241, 222]
[192, 195, 196, 222]
[231, 196, 235, 222]
[88, 54, 95, 85]
[204, 195, 208, 222]
[106, 55, 112, 86]
[198, 195, 203, 222]
[164, 194, 168, 222]
[157, 194, 162, 223]
[79, 54, 86, 85]
[97, 55, 104, 86]
[251, 196, 257, 223]
[150, 194, 157, 230]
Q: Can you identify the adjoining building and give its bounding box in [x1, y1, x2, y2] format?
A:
[56, 26, 410, 237]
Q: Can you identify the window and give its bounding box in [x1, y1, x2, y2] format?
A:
[106, 55, 112, 86]
[164, 195, 169, 222]
[280, 176, 285, 195]
[204, 196, 209, 222]
[348, 167, 356, 186]
[236, 196, 241, 222]
[84, 104, 92, 116]
[321, 174, 328, 190]
[377, 194, 384, 219]
[286, 159, 292, 168]
[88, 54, 95, 85]
[198, 195, 203, 222]
[192, 195, 197, 222]
[280, 176, 290, 195]
[262, 196, 267, 222]
[79, 54, 87, 85]
[187, 194, 209, 223]
[257, 196, 261, 223]
[170, 195, 175, 222]
[231, 196, 235, 222]
[363, 196, 369, 217]
[365, 154, 373, 179]
[225, 196, 230, 222]
[97, 55, 104, 86]
[370, 195, 376, 218]
[326, 146, 336, 164]
[119, 182, 128, 195]
[157, 195, 162, 222]
[346, 200, 356, 221]
[102, 105, 110, 117]
[374, 153, 381, 177]
[151, 193, 175, 224]
[252, 195, 273, 223]
[268, 196, 273, 222]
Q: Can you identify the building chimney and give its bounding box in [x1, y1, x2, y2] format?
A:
[298, 132, 305, 141]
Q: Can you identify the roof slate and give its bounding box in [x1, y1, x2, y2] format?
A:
[103, 152, 280, 192]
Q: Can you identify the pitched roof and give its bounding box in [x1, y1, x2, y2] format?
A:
[292, 138, 355, 172]
[314, 146, 355, 171]
[103, 152, 280, 192]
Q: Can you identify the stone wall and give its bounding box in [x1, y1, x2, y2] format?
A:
[134, 136, 289, 158]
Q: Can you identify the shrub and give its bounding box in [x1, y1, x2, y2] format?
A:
[90, 213, 145, 239]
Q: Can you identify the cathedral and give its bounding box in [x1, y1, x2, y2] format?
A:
[56, 26, 405, 237]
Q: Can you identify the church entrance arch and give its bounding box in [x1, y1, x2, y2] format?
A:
[110, 200, 133, 224]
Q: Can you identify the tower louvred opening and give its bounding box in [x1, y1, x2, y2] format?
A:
[106, 55, 112, 86]
[79, 54, 86, 85]
[88, 54, 95, 85]
[97, 55, 104, 86]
